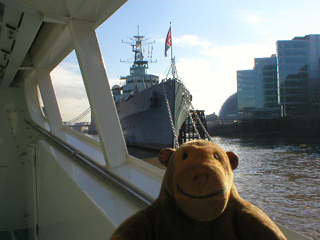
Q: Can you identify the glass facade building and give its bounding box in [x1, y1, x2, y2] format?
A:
[255, 55, 279, 109]
[237, 55, 279, 115]
[277, 35, 320, 116]
[237, 69, 256, 112]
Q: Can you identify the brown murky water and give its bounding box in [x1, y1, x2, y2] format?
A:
[212, 136, 320, 239]
[128, 136, 320, 239]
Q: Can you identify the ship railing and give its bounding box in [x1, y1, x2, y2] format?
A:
[26, 119, 154, 209]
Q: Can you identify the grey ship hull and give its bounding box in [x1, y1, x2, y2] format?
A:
[116, 79, 189, 149]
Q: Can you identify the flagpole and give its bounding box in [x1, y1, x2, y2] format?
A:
[170, 22, 173, 61]
[170, 22, 176, 78]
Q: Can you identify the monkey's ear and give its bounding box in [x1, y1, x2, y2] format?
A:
[226, 151, 239, 170]
[158, 148, 176, 167]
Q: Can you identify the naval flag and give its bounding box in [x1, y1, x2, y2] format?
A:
[165, 26, 172, 57]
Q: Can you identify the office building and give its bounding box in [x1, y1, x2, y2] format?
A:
[277, 34, 320, 116]
[254, 55, 278, 109]
[237, 69, 256, 113]
[237, 55, 279, 116]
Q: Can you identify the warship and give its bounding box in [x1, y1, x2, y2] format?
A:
[111, 29, 190, 149]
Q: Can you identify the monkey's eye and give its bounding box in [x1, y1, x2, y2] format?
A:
[182, 153, 188, 160]
[214, 153, 219, 160]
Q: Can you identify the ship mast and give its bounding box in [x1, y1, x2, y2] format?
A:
[165, 22, 178, 79]
[120, 26, 157, 91]
[121, 26, 156, 71]
[132, 26, 144, 63]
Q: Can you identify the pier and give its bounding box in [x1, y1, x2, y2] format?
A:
[178, 110, 209, 144]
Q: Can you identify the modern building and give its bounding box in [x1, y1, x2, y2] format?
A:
[218, 92, 238, 123]
[254, 55, 278, 110]
[219, 92, 238, 118]
[237, 55, 279, 117]
[277, 34, 320, 116]
[230, 34, 320, 119]
[237, 69, 256, 113]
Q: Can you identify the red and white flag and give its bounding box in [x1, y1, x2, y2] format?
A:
[165, 26, 172, 57]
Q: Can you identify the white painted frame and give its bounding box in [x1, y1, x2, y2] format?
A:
[68, 19, 128, 168]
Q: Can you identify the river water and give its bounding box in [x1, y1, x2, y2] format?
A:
[211, 136, 319, 239]
[126, 136, 319, 239]
[92, 134, 319, 239]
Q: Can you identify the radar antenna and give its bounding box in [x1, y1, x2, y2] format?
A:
[120, 26, 157, 64]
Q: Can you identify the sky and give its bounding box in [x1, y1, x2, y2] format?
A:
[51, 0, 320, 122]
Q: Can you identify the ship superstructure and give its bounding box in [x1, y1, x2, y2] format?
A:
[112, 31, 190, 149]
[113, 32, 159, 102]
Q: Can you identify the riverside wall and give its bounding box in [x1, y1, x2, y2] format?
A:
[208, 115, 320, 138]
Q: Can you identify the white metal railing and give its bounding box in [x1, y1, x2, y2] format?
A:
[26, 119, 153, 208]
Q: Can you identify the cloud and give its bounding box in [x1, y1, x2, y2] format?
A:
[50, 62, 123, 122]
[246, 15, 262, 25]
[50, 63, 123, 122]
[51, 63, 84, 98]
[51, 64, 90, 122]
[174, 35, 213, 49]
[203, 43, 276, 68]
[155, 35, 212, 53]
[177, 57, 236, 116]
[175, 39, 276, 115]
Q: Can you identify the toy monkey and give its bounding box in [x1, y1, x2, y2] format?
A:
[110, 140, 287, 240]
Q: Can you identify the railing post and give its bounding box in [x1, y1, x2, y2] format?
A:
[68, 19, 128, 168]
[35, 68, 64, 133]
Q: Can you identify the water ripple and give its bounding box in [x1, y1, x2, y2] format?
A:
[213, 136, 320, 239]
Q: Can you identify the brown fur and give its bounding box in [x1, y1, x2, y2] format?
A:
[110, 140, 287, 240]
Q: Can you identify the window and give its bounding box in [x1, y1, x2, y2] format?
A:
[51, 51, 91, 134]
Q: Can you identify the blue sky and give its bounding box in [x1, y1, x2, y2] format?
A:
[51, 0, 320, 122]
